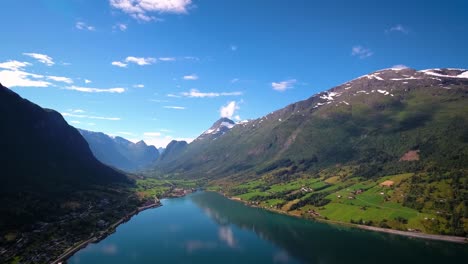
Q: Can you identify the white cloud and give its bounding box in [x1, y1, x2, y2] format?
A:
[0, 69, 50, 88]
[125, 56, 156, 65]
[23, 53, 55, 66]
[220, 101, 239, 118]
[134, 84, 145, 88]
[159, 57, 176, 61]
[392, 64, 409, 69]
[85, 79, 92, 84]
[183, 56, 199, 61]
[234, 115, 241, 121]
[110, 0, 193, 22]
[114, 23, 128, 31]
[180, 89, 242, 98]
[47, 75, 73, 84]
[76, 21, 96, 31]
[351, 46, 373, 59]
[61, 112, 121, 121]
[387, 24, 409, 34]
[230, 45, 238, 51]
[0, 60, 52, 88]
[231, 78, 239, 83]
[164, 106, 186, 110]
[183, 74, 198, 80]
[65, 85, 125, 93]
[272, 79, 296, 92]
[0, 60, 31, 71]
[70, 120, 81, 124]
[167, 93, 181, 98]
[112, 61, 128, 67]
[71, 109, 85, 113]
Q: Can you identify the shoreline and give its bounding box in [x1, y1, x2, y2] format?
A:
[221, 192, 467, 244]
[51, 202, 161, 264]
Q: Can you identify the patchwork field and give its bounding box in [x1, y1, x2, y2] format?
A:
[212, 172, 461, 235]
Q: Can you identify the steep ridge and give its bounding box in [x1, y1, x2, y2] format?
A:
[151, 68, 468, 180]
[0, 83, 133, 231]
[79, 129, 159, 172]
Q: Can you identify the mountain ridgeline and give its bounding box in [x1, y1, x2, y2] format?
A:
[0, 83, 135, 232]
[152, 68, 468, 180]
[79, 129, 159, 172]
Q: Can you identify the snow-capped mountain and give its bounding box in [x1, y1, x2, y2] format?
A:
[196, 117, 236, 141]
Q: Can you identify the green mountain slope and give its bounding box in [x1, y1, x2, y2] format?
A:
[150, 68, 468, 235]
[153, 68, 468, 179]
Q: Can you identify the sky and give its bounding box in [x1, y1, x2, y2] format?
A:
[1, 0, 468, 148]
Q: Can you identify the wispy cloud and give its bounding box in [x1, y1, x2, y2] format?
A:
[143, 132, 162, 137]
[179, 89, 242, 98]
[272, 79, 296, 92]
[47, 75, 73, 84]
[387, 24, 409, 34]
[230, 45, 238, 51]
[114, 23, 128, 31]
[65, 85, 125, 93]
[125, 56, 156, 65]
[220, 101, 239, 119]
[159, 57, 176, 61]
[164, 106, 186, 110]
[150, 99, 169, 102]
[133, 84, 145, 88]
[112, 61, 128, 68]
[392, 64, 409, 69]
[110, 0, 193, 22]
[85, 79, 92, 84]
[116, 131, 134, 136]
[351, 46, 373, 59]
[183, 74, 198, 80]
[112, 56, 156, 67]
[23, 53, 54, 66]
[61, 112, 121, 121]
[76, 21, 96, 31]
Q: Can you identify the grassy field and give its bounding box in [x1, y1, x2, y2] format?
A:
[133, 178, 200, 199]
[213, 171, 459, 235]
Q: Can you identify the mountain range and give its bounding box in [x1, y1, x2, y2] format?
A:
[146, 68, 467, 235]
[79, 129, 159, 172]
[151, 68, 468, 180]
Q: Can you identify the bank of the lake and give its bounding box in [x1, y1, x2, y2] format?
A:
[53, 202, 161, 264]
[222, 193, 467, 244]
[68, 191, 467, 264]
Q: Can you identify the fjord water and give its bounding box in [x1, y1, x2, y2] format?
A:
[69, 192, 467, 264]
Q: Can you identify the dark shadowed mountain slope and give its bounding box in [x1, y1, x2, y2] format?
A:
[79, 129, 159, 172]
[0, 83, 133, 231]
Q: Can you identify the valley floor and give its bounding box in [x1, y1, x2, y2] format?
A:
[208, 170, 468, 241]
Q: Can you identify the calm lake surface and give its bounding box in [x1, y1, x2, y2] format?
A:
[69, 191, 467, 264]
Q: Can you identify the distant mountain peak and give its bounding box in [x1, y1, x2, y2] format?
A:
[196, 117, 236, 141]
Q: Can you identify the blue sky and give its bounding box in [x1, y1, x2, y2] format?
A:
[1, 0, 467, 147]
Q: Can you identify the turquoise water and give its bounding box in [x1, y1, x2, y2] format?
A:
[69, 191, 467, 264]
